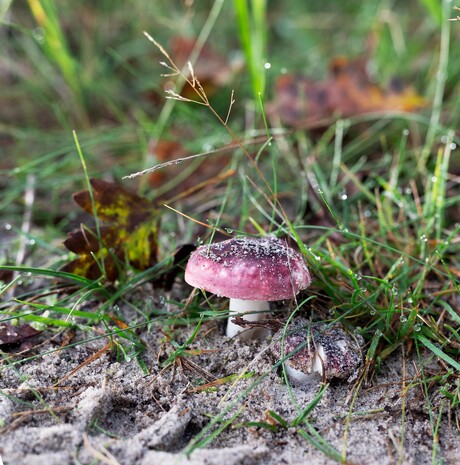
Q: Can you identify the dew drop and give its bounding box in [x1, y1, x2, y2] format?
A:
[364, 210, 372, 218]
[159, 296, 166, 305]
[317, 188, 324, 194]
[404, 187, 412, 195]
[370, 309, 376, 316]
[32, 27, 45, 43]
[328, 308, 335, 315]
[264, 62, 271, 70]
[355, 273, 362, 281]
[402, 129, 409, 136]
[375, 329, 383, 337]
[360, 288, 367, 293]
[340, 192, 348, 201]
[308, 247, 321, 261]
[408, 297, 414, 304]
[27, 239, 36, 245]
[414, 323, 422, 332]
[450, 143, 457, 150]
[391, 285, 398, 296]
[5, 224, 11, 230]
[431, 176, 438, 183]
[399, 315, 407, 323]
[225, 228, 234, 234]
[420, 234, 427, 242]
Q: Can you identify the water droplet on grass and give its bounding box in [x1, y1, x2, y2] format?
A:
[340, 192, 348, 200]
[5, 224, 11, 230]
[308, 248, 321, 261]
[420, 234, 427, 242]
[414, 323, 422, 332]
[264, 62, 271, 69]
[399, 315, 407, 323]
[32, 27, 45, 43]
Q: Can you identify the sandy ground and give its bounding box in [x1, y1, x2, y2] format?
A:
[1, 285, 459, 465]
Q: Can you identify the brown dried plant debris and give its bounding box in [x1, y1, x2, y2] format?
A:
[272, 56, 426, 128]
[62, 178, 160, 282]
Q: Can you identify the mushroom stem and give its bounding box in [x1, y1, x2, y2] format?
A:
[226, 299, 270, 339]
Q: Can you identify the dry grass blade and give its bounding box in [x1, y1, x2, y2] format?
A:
[55, 341, 111, 386]
[83, 433, 122, 465]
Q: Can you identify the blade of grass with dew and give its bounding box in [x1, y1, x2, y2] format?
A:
[234, 0, 267, 100]
[418, 0, 451, 171]
[27, 0, 87, 124]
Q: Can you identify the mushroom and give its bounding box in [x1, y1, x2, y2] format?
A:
[272, 322, 364, 385]
[184, 235, 311, 340]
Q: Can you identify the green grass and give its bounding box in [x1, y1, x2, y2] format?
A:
[1, 0, 460, 463]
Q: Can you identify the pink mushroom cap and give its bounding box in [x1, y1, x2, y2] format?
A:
[184, 236, 311, 301]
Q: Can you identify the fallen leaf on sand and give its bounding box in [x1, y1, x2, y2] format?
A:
[273, 57, 426, 128]
[62, 179, 160, 282]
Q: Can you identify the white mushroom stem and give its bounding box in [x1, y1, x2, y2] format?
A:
[226, 298, 270, 339]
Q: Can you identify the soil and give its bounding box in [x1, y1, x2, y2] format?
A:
[1, 283, 459, 465]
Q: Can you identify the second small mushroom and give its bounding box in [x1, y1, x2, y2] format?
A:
[272, 322, 364, 384]
[184, 235, 311, 340]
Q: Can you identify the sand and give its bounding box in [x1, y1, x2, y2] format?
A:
[1, 286, 459, 465]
